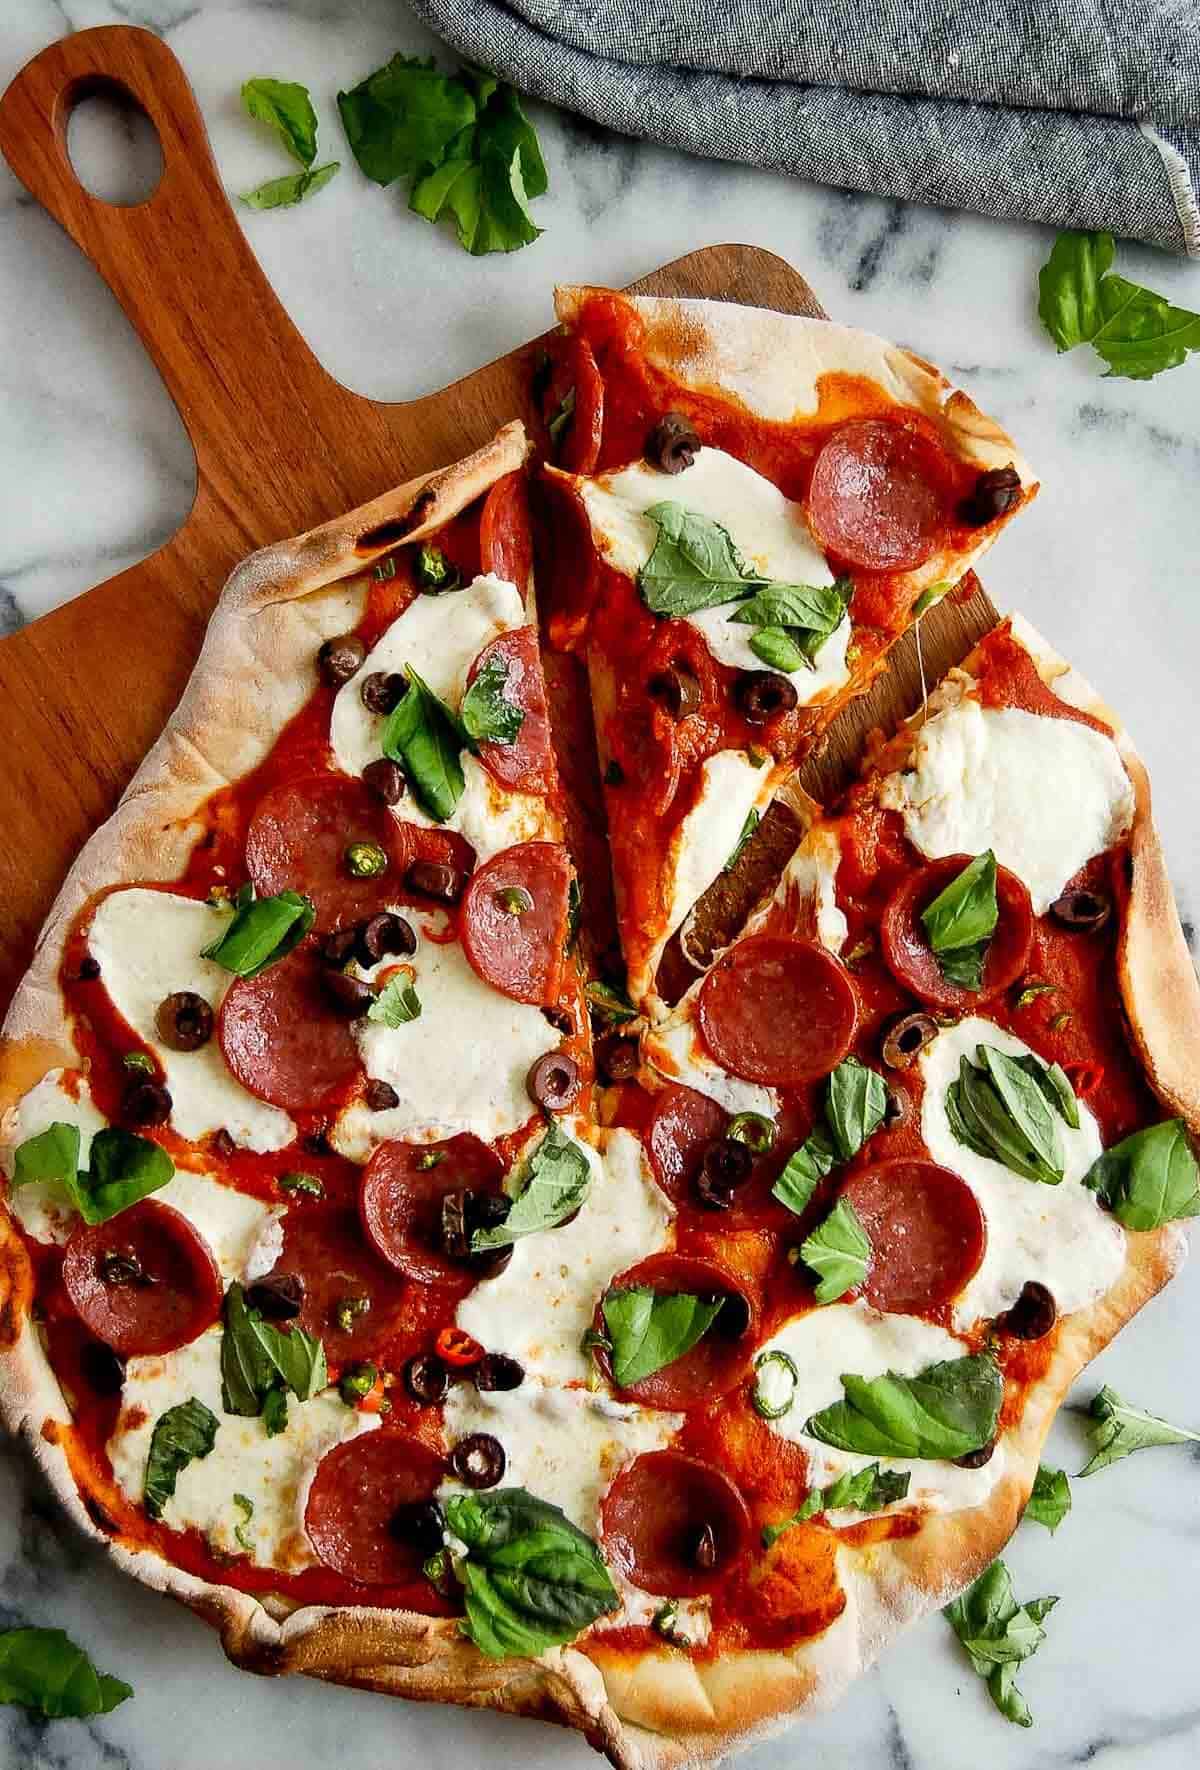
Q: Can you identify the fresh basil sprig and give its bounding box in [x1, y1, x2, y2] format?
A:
[583, 979, 637, 1026]
[380, 666, 466, 822]
[144, 1397, 220, 1520]
[220, 1282, 327, 1427]
[800, 1197, 872, 1305]
[243, 163, 340, 211]
[1037, 230, 1200, 381]
[920, 851, 998, 991]
[771, 1057, 888, 1217]
[762, 1462, 910, 1546]
[240, 78, 339, 210]
[729, 577, 852, 673]
[806, 1353, 1002, 1461]
[1082, 1119, 1200, 1230]
[460, 654, 526, 746]
[946, 1045, 1078, 1184]
[367, 974, 422, 1026]
[1024, 1465, 1071, 1532]
[771, 1124, 836, 1217]
[443, 1487, 619, 1656]
[1078, 1384, 1200, 1476]
[0, 1628, 132, 1719]
[11, 1122, 173, 1226]
[944, 1560, 1058, 1728]
[600, 1287, 723, 1388]
[201, 884, 315, 978]
[471, 1120, 592, 1252]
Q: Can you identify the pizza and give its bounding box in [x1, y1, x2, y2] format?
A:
[0, 289, 1197, 1770]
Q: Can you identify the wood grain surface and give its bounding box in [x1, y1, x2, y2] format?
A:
[0, 24, 997, 1016]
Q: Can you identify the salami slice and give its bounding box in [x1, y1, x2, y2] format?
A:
[245, 775, 410, 930]
[601, 1450, 751, 1597]
[460, 842, 572, 1006]
[466, 627, 556, 796]
[805, 418, 948, 572]
[880, 855, 1033, 1011]
[273, 1205, 411, 1363]
[217, 948, 362, 1112]
[62, 1201, 222, 1356]
[359, 1136, 505, 1285]
[597, 1252, 756, 1409]
[697, 936, 858, 1086]
[305, 1432, 444, 1585]
[479, 472, 533, 591]
[840, 1159, 986, 1315]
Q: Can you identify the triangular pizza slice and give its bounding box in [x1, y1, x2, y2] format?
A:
[542, 287, 1038, 1013]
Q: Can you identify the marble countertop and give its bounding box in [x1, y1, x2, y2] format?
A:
[2, 3, 1199, 1768]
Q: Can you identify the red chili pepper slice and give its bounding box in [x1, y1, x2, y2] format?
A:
[1063, 1061, 1104, 1099]
[435, 1325, 484, 1368]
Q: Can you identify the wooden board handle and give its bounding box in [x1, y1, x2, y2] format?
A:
[0, 25, 352, 519]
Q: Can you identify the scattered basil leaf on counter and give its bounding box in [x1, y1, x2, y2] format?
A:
[471, 1120, 591, 1251]
[444, 1487, 619, 1656]
[1037, 230, 1200, 380]
[806, 1352, 1002, 1461]
[800, 1197, 872, 1304]
[946, 1045, 1076, 1184]
[1024, 1465, 1071, 1532]
[460, 653, 525, 746]
[0, 1628, 132, 1719]
[367, 974, 422, 1027]
[242, 77, 319, 166]
[232, 1492, 256, 1552]
[762, 1462, 910, 1545]
[601, 1286, 723, 1388]
[825, 1057, 889, 1161]
[725, 807, 759, 872]
[381, 666, 465, 821]
[752, 1348, 799, 1420]
[920, 850, 998, 992]
[1082, 1119, 1200, 1230]
[583, 979, 637, 1026]
[242, 162, 340, 210]
[221, 1282, 327, 1420]
[771, 1124, 836, 1216]
[638, 503, 756, 616]
[11, 1123, 173, 1226]
[944, 1560, 1057, 1727]
[201, 884, 315, 978]
[337, 55, 476, 183]
[1078, 1383, 1200, 1476]
[144, 1397, 220, 1520]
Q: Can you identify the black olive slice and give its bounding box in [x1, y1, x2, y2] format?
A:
[527, 1052, 581, 1111]
[245, 1273, 305, 1320]
[406, 860, 467, 904]
[362, 757, 407, 804]
[1049, 888, 1112, 933]
[1001, 1280, 1057, 1341]
[317, 633, 367, 688]
[648, 662, 702, 720]
[959, 465, 1021, 526]
[155, 990, 214, 1053]
[360, 671, 407, 714]
[881, 1011, 939, 1070]
[734, 671, 798, 724]
[450, 1432, 506, 1490]
[404, 1353, 450, 1404]
[646, 413, 701, 475]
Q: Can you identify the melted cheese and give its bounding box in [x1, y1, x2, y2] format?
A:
[107, 1329, 374, 1568]
[775, 826, 848, 953]
[86, 890, 294, 1152]
[643, 1018, 778, 1120]
[880, 699, 1134, 915]
[662, 748, 772, 950]
[758, 1300, 1005, 1513]
[455, 1128, 672, 1383]
[919, 1018, 1126, 1326]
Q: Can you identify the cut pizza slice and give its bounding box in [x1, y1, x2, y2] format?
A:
[541, 286, 1038, 1012]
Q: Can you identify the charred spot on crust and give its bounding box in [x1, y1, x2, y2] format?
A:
[356, 486, 440, 554]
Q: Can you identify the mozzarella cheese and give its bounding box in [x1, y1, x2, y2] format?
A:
[107, 1329, 375, 1568]
[451, 751, 549, 863]
[0, 1072, 106, 1244]
[86, 890, 294, 1152]
[576, 449, 851, 695]
[440, 1381, 679, 1535]
[774, 826, 848, 953]
[757, 1300, 1005, 1512]
[455, 1128, 672, 1383]
[880, 699, 1134, 915]
[643, 1018, 778, 1120]
[331, 928, 558, 1158]
[662, 748, 772, 951]
[919, 1017, 1126, 1327]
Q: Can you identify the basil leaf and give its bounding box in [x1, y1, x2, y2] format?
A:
[729, 579, 849, 638]
[979, 1046, 1064, 1180]
[763, 1462, 910, 1545]
[806, 1353, 1002, 1461]
[460, 653, 525, 746]
[337, 55, 477, 186]
[242, 162, 339, 210]
[444, 1487, 619, 1656]
[601, 1286, 723, 1388]
[1078, 1383, 1200, 1476]
[638, 503, 756, 617]
[748, 626, 811, 673]
[920, 850, 998, 990]
[547, 387, 575, 448]
[405, 86, 546, 257]
[1025, 1465, 1071, 1532]
[1082, 1119, 1200, 1230]
[911, 579, 954, 618]
[944, 1560, 1057, 1727]
[772, 1124, 836, 1216]
[1037, 230, 1200, 381]
[471, 1121, 592, 1251]
[233, 1491, 255, 1552]
[144, 1397, 219, 1520]
[825, 1057, 888, 1162]
[380, 667, 465, 822]
[935, 942, 987, 991]
[242, 77, 319, 167]
[725, 807, 759, 872]
[367, 975, 422, 1027]
[800, 1198, 872, 1305]
[262, 1386, 289, 1436]
[11, 1121, 84, 1211]
[11, 1123, 173, 1226]
[221, 1283, 327, 1417]
[583, 979, 637, 1026]
[946, 1047, 1067, 1184]
[201, 885, 315, 978]
[0, 1627, 132, 1719]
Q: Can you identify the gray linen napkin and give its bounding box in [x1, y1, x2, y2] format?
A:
[407, 0, 1200, 254]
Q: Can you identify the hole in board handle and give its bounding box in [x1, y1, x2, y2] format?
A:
[66, 79, 163, 208]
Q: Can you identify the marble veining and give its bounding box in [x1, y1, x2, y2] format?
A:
[2, 2, 1200, 1767]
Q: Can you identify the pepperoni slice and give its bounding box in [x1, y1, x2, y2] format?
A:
[601, 1451, 751, 1597]
[697, 936, 858, 1086]
[62, 1201, 222, 1356]
[645, 1084, 727, 1206]
[466, 627, 555, 796]
[273, 1205, 411, 1363]
[217, 948, 362, 1112]
[606, 702, 680, 819]
[479, 472, 533, 591]
[245, 775, 411, 930]
[460, 842, 572, 1006]
[542, 335, 604, 475]
[359, 1136, 505, 1285]
[596, 1252, 756, 1409]
[305, 1432, 444, 1585]
[840, 1159, 986, 1315]
[806, 418, 949, 573]
[880, 855, 1033, 1012]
